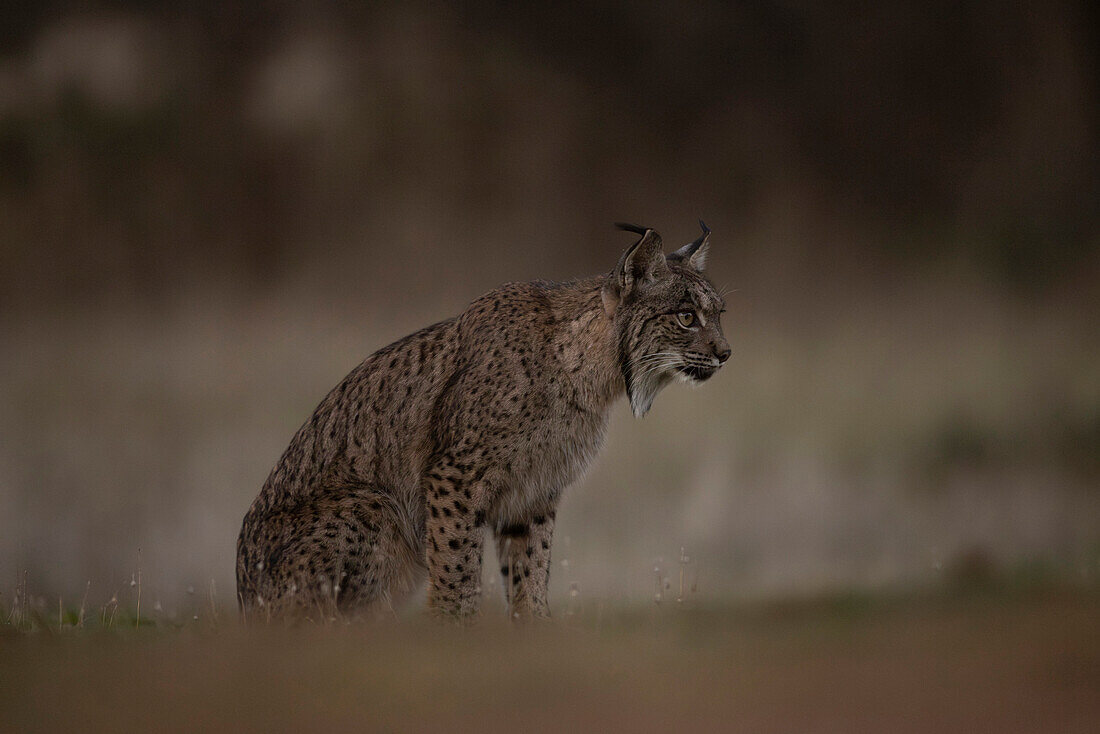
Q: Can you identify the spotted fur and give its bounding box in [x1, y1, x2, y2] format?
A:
[236, 223, 730, 622]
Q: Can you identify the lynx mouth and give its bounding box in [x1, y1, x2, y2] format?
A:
[676, 363, 718, 382]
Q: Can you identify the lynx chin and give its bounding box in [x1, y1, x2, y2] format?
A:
[236, 222, 730, 621]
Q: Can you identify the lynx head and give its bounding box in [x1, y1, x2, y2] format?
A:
[602, 221, 730, 417]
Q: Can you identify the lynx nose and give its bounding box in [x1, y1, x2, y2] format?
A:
[713, 340, 731, 364]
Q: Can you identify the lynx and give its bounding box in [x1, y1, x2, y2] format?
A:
[236, 222, 730, 621]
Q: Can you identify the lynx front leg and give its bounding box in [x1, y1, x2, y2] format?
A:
[496, 513, 555, 620]
[425, 472, 485, 619]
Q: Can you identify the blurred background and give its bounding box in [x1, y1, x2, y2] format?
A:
[1, 0, 1097, 616]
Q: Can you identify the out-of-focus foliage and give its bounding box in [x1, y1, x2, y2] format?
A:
[0, 2, 1096, 607]
[1, 1, 1096, 309]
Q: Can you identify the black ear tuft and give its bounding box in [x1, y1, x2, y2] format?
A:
[614, 222, 650, 236]
[666, 219, 711, 271]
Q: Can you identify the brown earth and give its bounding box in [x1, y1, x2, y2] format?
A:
[2, 589, 1097, 733]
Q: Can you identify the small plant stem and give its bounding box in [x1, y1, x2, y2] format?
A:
[78, 581, 90, 629]
[208, 579, 219, 626]
[135, 549, 142, 629]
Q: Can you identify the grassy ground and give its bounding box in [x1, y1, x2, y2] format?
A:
[2, 587, 1097, 733]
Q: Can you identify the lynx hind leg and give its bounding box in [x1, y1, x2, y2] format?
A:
[496, 513, 555, 620]
[242, 496, 419, 622]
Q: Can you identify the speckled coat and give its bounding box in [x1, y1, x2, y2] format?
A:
[236, 224, 729, 621]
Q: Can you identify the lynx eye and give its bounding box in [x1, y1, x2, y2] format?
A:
[676, 311, 696, 328]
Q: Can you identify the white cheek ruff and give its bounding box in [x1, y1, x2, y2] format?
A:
[674, 370, 697, 385]
[629, 369, 674, 417]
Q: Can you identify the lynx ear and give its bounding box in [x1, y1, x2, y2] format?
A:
[666, 220, 710, 271]
[605, 224, 667, 308]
